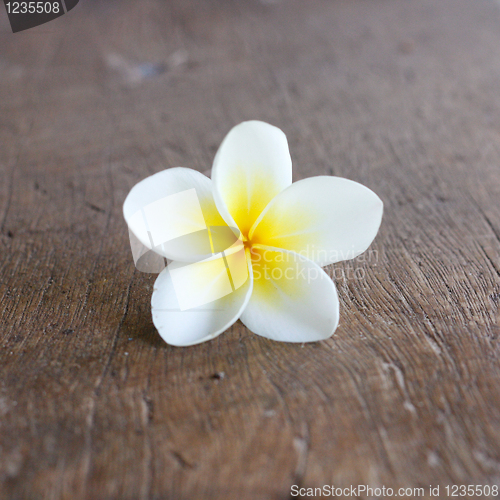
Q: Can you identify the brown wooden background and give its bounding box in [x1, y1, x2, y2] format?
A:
[1, 0, 500, 498]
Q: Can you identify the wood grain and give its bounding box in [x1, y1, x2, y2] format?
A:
[1, 0, 500, 498]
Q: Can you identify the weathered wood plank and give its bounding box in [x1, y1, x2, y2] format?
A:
[1, 0, 500, 498]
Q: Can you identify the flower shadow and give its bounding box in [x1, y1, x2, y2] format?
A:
[121, 306, 166, 349]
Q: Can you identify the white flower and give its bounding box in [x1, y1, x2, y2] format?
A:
[123, 121, 383, 346]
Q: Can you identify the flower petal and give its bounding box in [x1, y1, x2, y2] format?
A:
[123, 167, 233, 263]
[240, 246, 339, 342]
[152, 244, 252, 346]
[212, 121, 292, 236]
[250, 176, 383, 266]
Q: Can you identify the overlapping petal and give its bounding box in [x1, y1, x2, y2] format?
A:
[212, 121, 292, 236]
[151, 242, 252, 346]
[123, 167, 231, 263]
[240, 246, 339, 342]
[249, 176, 383, 267]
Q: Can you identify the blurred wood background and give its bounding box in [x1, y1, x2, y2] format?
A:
[1, 0, 500, 498]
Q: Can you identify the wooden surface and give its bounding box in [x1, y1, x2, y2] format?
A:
[1, 0, 500, 498]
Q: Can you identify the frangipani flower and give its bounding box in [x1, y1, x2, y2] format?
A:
[123, 121, 383, 346]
